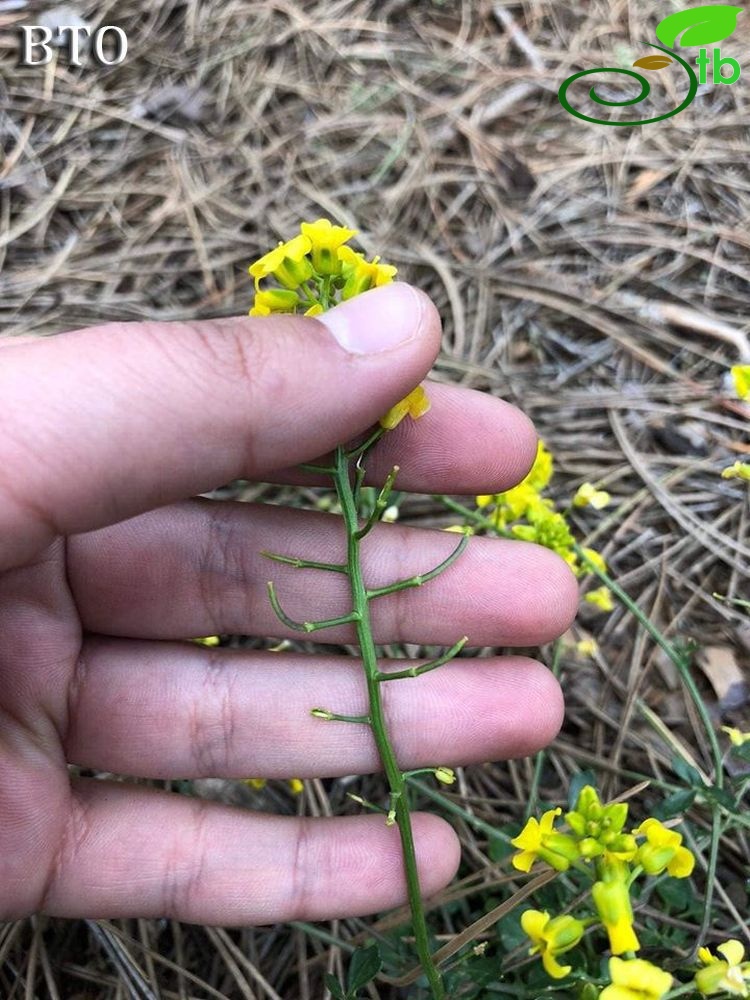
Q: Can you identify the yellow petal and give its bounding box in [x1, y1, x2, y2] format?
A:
[539, 807, 561, 834]
[581, 547, 607, 574]
[379, 387, 430, 430]
[667, 845, 695, 878]
[718, 940, 745, 966]
[520, 909, 549, 943]
[542, 950, 572, 980]
[379, 397, 411, 430]
[511, 851, 536, 873]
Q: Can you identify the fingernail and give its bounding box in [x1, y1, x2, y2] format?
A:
[317, 283, 424, 354]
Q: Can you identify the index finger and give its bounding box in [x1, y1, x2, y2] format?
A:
[0, 285, 440, 569]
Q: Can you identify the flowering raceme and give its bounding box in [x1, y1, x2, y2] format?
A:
[248, 218, 430, 430]
[515, 786, 697, 985]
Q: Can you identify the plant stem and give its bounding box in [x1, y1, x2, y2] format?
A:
[333, 445, 445, 999]
[526, 637, 564, 819]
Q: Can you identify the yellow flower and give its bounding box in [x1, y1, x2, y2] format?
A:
[497, 482, 552, 523]
[379, 385, 431, 430]
[585, 586, 614, 613]
[338, 245, 398, 298]
[287, 778, 304, 795]
[511, 807, 580, 873]
[248, 233, 313, 289]
[511, 508, 575, 559]
[304, 303, 324, 317]
[721, 461, 750, 481]
[696, 940, 750, 996]
[731, 365, 750, 400]
[475, 443, 554, 522]
[249, 288, 300, 316]
[576, 638, 598, 657]
[633, 818, 695, 878]
[592, 878, 640, 955]
[581, 547, 607, 575]
[722, 725, 750, 747]
[521, 909, 584, 980]
[300, 218, 357, 275]
[600, 957, 672, 1000]
[434, 767, 456, 785]
[574, 482, 611, 509]
[192, 635, 221, 647]
[244, 778, 267, 790]
[526, 440, 554, 492]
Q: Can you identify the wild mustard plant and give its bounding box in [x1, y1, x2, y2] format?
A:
[247, 219, 467, 999]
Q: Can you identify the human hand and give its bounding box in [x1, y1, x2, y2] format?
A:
[0, 283, 577, 924]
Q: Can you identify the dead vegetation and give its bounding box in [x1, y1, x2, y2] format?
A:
[1, 0, 748, 996]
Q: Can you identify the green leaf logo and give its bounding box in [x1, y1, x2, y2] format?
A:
[656, 4, 743, 47]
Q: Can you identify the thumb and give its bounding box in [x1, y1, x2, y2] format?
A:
[0, 283, 440, 569]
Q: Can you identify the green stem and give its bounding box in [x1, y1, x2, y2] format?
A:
[376, 636, 468, 681]
[573, 544, 723, 788]
[333, 445, 445, 999]
[526, 637, 564, 819]
[663, 985, 699, 999]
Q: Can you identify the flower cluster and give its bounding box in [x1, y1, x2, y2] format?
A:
[247, 217, 428, 431]
[475, 442, 614, 611]
[513, 786, 695, 993]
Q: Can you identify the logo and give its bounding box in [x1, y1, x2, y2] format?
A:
[559, 4, 742, 125]
[18, 24, 127, 67]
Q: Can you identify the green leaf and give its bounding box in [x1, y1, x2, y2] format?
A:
[347, 945, 382, 994]
[323, 973, 347, 1000]
[704, 785, 738, 811]
[655, 5, 743, 47]
[671, 755, 703, 787]
[655, 875, 692, 913]
[655, 788, 696, 819]
[488, 833, 515, 863]
[568, 769, 597, 811]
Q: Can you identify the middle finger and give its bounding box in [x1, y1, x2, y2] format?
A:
[69, 500, 579, 646]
